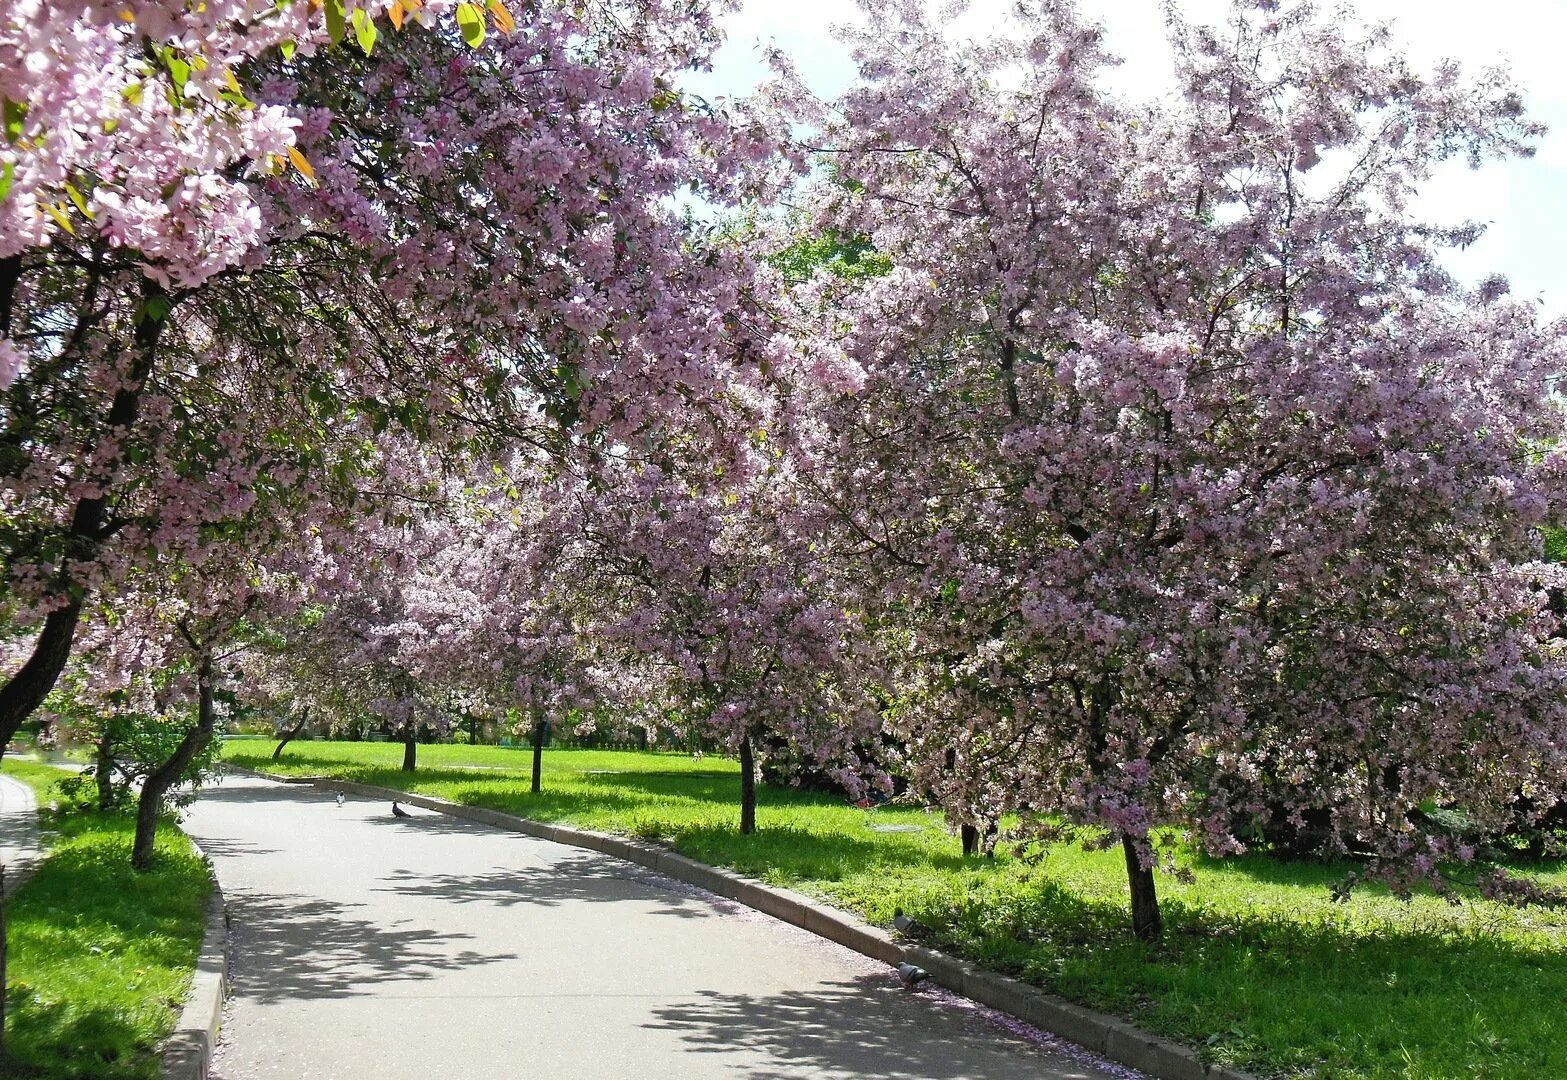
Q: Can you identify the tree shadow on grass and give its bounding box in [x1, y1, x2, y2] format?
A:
[373, 860, 720, 918]
[643, 973, 1092, 1080]
[223, 890, 517, 1004]
[668, 822, 973, 885]
[1, 996, 164, 1080]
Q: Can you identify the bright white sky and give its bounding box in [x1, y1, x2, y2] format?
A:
[686, 0, 1567, 317]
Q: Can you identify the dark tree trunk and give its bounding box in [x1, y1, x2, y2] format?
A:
[530, 717, 547, 795]
[133, 655, 215, 872]
[402, 730, 417, 773]
[467, 713, 479, 745]
[272, 706, 310, 761]
[0, 280, 170, 759]
[960, 822, 998, 857]
[739, 729, 757, 835]
[95, 732, 115, 812]
[1122, 836, 1163, 942]
[0, 601, 83, 759]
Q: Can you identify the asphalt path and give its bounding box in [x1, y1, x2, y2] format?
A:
[185, 774, 1137, 1080]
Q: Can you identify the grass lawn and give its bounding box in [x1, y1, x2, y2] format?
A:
[226, 739, 1567, 1080]
[0, 759, 211, 1079]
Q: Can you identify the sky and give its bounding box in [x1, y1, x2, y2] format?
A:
[685, 0, 1567, 317]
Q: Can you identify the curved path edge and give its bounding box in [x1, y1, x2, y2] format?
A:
[0, 773, 41, 896]
[159, 838, 229, 1080]
[226, 765, 1253, 1080]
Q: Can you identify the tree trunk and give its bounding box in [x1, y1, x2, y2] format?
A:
[402, 730, 417, 773]
[1122, 836, 1163, 942]
[0, 280, 170, 759]
[271, 706, 310, 761]
[961, 824, 979, 856]
[133, 655, 215, 872]
[0, 601, 83, 759]
[530, 717, 547, 795]
[95, 732, 115, 812]
[738, 729, 756, 835]
[467, 713, 479, 745]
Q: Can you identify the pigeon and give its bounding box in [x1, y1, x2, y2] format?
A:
[892, 908, 920, 936]
[335, 793, 344, 807]
[392, 802, 411, 818]
[896, 962, 930, 989]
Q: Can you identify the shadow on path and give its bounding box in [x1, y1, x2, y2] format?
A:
[374, 862, 716, 919]
[644, 975, 1080, 1080]
[224, 890, 517, 1003]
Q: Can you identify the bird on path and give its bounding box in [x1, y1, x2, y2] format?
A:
[896, 962, 930, 989]
[335, 793, 344, 807]
[392, 802, 411, 818]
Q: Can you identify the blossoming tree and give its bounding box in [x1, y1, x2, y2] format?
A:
[784, 0, 1567, 938]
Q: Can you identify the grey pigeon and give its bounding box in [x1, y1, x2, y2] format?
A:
[892, 908, 920, 935]
[896, 962, 930, 988]
[392, 802, 411, 818]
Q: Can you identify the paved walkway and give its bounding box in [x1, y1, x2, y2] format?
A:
[185, 775, 1137, 1080]
[0, 772, 42, 895]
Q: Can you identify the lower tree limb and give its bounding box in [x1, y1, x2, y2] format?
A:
[132, 657, 216, 872]
[95, 732, 115, 812]
[402, 730, 417, 773]
[1122, 835, 1164, 942]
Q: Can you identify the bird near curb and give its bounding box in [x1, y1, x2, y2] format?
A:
[896, 962, 929, 989]
[392, 802, 411, 818]
[892, 908, 920, 936]
[335, 793, 344, 807]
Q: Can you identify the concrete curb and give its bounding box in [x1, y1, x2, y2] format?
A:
[226, 765, 1256, 1080]
[159, 838, 228, 1080]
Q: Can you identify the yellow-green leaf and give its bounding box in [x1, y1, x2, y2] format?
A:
[324, 0, 347, 44]
[43, 202, 75, 235]
[63, 180, 94, 220]
[287, 146, 317, 185]
[351, 7, 377, 53]
[454, 2, 485, 47]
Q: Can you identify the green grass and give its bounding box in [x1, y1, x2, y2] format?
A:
[227, 739, 1567, 1080]
[0, 760, 212, 1079]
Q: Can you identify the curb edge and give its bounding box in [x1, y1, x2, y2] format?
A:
[159, 837, 228, 1080]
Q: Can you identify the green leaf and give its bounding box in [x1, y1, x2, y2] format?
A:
[141, 294, 172, 324]
[166, 55, 191, 97]
[455, 2, 486, 47]
[324, 0, 347, 45]
[280, 40, 297, 61]
[351, 8, 377, 54]
[3, 98, 26, 144]
[0, 162, 13, 203]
